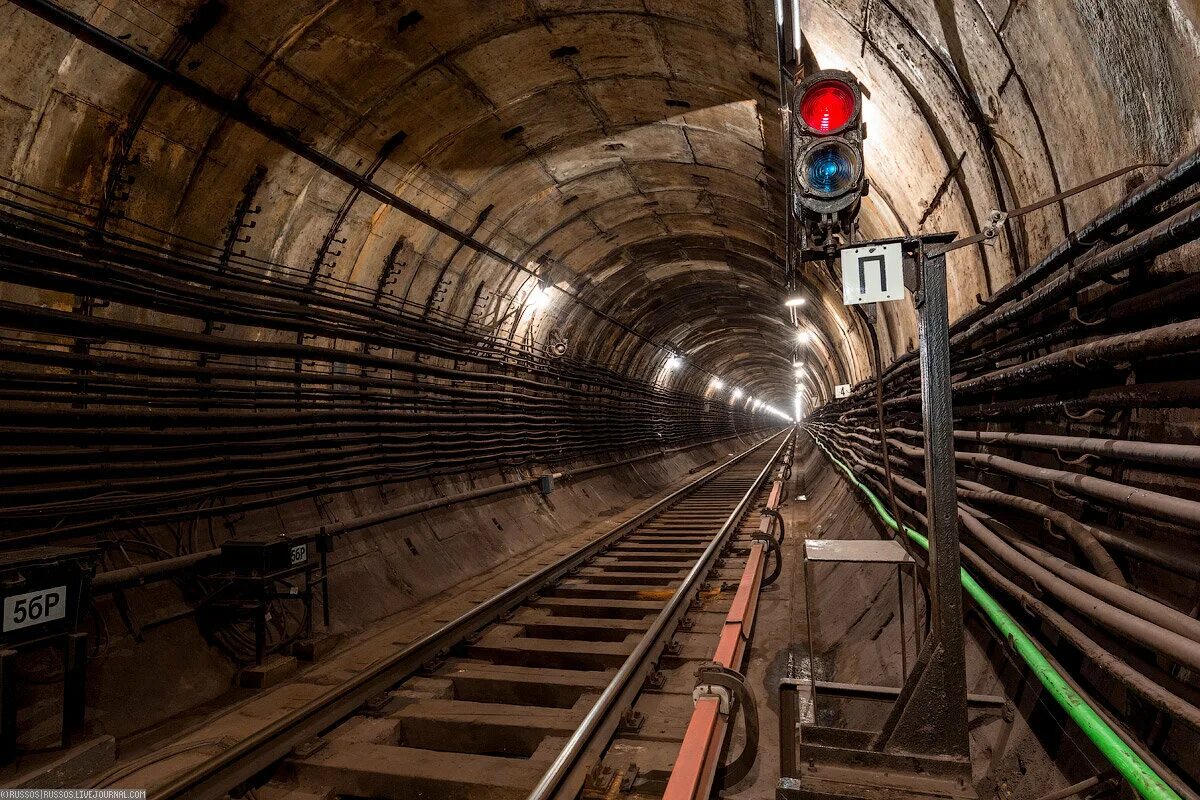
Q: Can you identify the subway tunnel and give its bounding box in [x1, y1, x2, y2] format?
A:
[0, 0, 1198, 798]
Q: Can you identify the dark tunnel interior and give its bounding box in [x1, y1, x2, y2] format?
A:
[0, 1, 1199, 799]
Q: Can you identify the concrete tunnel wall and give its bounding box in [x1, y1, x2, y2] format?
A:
[26, 433, 773, 744]
[1, 0, 1200, 778]
[4, 1, 1197, 399]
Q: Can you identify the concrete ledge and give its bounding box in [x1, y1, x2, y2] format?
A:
[14, 735, 116, 789]
[238, 656, 298, 689]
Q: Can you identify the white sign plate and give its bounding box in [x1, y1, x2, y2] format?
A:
[834, 384, 851, 398]
[841, 242, 904, 305]
[4, 586, 67, 632]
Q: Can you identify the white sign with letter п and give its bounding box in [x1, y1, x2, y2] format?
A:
[841, 242, 904, 305]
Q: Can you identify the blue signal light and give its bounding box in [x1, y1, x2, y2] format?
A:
[805, 143, 854, 194]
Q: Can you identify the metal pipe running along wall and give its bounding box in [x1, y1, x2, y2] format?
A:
[807, 431, 1182, 800]
[807, 424, 1200, 736]
[808, 423, 1200, 686]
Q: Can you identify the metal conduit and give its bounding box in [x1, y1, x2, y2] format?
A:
[0, 201, 775, 534]
[877, 145, 1200, 385]
[845, 458, 1200, 741]
[808, 430, 1188, 800]
[812, 427, 1200, 672]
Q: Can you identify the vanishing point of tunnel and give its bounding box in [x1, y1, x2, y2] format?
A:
[0, 1, 1198, 799]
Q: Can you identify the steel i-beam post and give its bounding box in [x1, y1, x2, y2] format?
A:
[874, 232, 970, 763]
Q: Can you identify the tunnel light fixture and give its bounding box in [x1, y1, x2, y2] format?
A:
[784, 295, 806, 308]
[711, 378, 725, 390]
[664, 354, 681, 370]
[796, 330, 812, 344]
[527, 283, 552, 311]
[731, 388, 744, 400]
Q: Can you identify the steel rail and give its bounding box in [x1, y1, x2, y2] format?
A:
[662, 436, 794, 800]
[525, 430, 793, 800]
[140, 430, 788, 800]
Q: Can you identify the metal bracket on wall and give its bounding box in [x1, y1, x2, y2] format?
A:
[930, 161, 1167, 258]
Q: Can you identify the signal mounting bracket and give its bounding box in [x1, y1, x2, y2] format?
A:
[929, 160, 1166, 258]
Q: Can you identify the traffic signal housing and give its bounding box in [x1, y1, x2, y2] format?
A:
[792, 70, 866, 223]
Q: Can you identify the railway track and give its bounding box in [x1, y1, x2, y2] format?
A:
[142, 431, 790, 800]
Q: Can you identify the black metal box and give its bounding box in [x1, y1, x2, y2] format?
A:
[221, 534, 314, 575]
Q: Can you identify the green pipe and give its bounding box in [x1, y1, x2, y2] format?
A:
[806, 431, 1182, 800]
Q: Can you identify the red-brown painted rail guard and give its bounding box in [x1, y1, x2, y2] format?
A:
[662, 471, 786, 800]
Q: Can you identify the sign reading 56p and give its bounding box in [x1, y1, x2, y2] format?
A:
[841, 242, 904, 305]
[4, 586, 67, 632]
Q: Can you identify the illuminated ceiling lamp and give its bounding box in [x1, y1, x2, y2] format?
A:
[784, 295, 806, 308]
[527, 282, 551, 311]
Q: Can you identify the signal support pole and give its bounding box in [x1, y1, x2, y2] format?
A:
[779, 233, 978, 799]
[873, 232, 970, 763]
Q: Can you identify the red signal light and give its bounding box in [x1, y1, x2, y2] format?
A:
[799, 79, 856, 134]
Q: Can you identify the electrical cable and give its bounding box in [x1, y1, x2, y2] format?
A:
[807, 429, 1184, 800]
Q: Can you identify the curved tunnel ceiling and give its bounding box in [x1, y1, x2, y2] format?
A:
[2, 0, 1198, 410]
